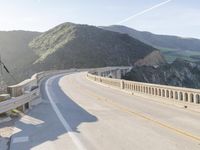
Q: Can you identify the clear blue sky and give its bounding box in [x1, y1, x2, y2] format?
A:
[0, 0, 200, 38]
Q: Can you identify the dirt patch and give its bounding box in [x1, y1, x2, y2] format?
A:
[0, 111, 21, 150]
[0, 122, 14, 150]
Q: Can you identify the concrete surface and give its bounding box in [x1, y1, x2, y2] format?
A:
[10, 72, 200, 150]
[0, 117, 15, 150]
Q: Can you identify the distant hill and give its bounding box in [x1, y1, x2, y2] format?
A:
[0, 23, 166, 85]
[102, 25, 200, 62]
[0, 31, 41, 84]
[29, 22, 163, 72]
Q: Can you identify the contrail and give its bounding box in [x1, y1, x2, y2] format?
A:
[117, 0, 172, 24]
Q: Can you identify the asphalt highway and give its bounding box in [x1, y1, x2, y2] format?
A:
[10, 72, 200, 150]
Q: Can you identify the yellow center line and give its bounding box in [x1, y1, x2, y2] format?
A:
[66, 74, 200, 143]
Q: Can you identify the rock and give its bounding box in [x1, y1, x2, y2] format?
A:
[123, 59, 200, 89]
[134, 51, 166, 66]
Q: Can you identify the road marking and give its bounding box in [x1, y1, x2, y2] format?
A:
[45, 75, 87, 150]
[12, 136, 29, 143]
[69, 73, 200, 143]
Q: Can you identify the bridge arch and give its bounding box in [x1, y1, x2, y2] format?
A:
[166, 90, 169, 98]
[190, 93, 194, 103]
[152, 88, 155, 95]
[146, 87, 148, 94]
[184, 93, 188, 102]
[159, 89, 161, 96]
[170, 91, 173, 99]
[149, 87, 151, 94]
[142, 86, 145, 93]
[155, 88, 158, 96]
[179, 92, 183, 101]
[196, 94, 200, 104]
[175, 91, 178, 100]
[162, 89, 165, 97]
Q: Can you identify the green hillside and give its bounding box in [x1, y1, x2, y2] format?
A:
[102, 25, 200, 62]
[0, 31, 41, 84]
[29, 22, 161, 72]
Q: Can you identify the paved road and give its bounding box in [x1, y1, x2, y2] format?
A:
[10, 72, 200, 150]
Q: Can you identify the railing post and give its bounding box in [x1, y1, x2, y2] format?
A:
[183, 93, 185, 101]
[194, 93, 197, 104]
[173, 91, 176, 100]
[188, 93, 192, 103]
[121, 80, 124, 89]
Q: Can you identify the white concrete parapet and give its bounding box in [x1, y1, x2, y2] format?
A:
[87, 67, 200, 111]
[0, 69, 74, 114]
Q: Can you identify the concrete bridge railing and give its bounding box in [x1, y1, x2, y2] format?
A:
[0, 89, 39, 114]
[0, 69, 77, 114]
[0, 67, 127, 115]
[87, 67, 200, 111]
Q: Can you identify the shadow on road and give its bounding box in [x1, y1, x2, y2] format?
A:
[50, 75, 98, 132]
[10, 75, 97, 149]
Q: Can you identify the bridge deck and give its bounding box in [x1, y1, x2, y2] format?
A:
[10, 72, 200, 150]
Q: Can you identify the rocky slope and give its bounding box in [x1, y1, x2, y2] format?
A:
[134, 51, 166, 66]
[123, 59, 200, 89]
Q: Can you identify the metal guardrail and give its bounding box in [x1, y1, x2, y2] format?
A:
[0, 89, 39, 114]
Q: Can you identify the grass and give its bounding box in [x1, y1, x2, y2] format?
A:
[158, 47, 200, 63]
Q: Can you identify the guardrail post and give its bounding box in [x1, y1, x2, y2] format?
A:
[24, 102, 30, 112]
[17, 100, 31, 113]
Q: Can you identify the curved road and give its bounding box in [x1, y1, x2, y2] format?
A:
[10, 72, 200, 150]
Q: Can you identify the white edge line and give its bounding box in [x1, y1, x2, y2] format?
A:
[45, 74, 87, 150]
[12, 136, 29, 143]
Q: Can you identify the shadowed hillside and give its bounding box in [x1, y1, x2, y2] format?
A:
[0, 31, 41, 84]
[29, 22, 163, 72]
[0, 23, 166, 85]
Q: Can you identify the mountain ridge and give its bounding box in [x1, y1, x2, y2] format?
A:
[102, 25, 200, 51]
[0, 22, 170, 84]
[29, 22, 164, 72]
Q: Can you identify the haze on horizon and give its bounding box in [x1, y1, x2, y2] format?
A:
[0, 0, 200, 38]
